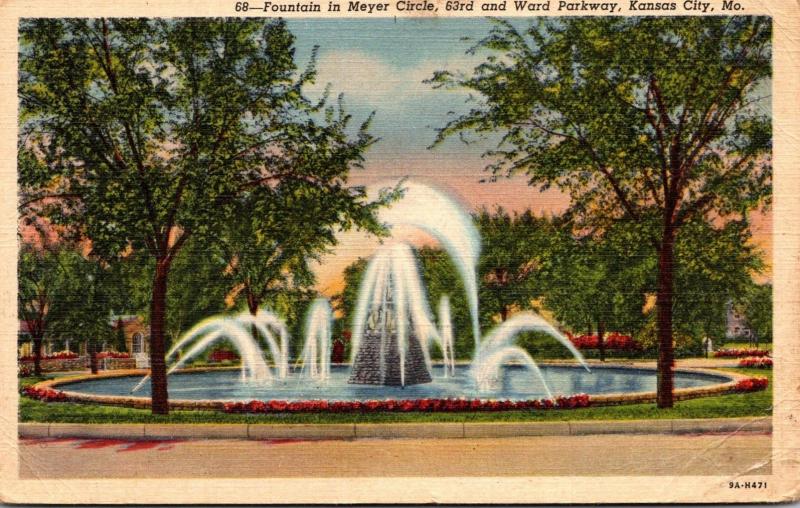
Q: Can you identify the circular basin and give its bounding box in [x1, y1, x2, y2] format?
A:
[56, 364, 734, 403]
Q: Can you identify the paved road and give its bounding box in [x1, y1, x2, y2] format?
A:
[18, 432, 771, 478]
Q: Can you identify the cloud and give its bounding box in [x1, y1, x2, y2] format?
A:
[305, 49, 474, 112]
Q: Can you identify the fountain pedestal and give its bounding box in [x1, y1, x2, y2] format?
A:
[348, 328, 432, 386]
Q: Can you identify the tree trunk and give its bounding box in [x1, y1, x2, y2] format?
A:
[149, 259, 171, 415]
[89, 342, 98, 374]
[597, 320, 606, 362]
[32, 336, 43, 376]
[656, 229, 676, 409]
[247, 290, 260, 339]
[247, 290, 260, 316]
[500, 305, 509, 322]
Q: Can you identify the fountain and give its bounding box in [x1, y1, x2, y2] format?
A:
[120, 180, 591, 402]
[348, 242, 440, 386]
[472, 312, 589, 394]
[131, 308, 291, 393]
[298, 297, 333, 381]
[372, 181, 482, 356]
[438, 295, 456, 377]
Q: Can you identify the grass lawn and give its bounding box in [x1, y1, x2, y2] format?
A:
[17, 368, 772, 424]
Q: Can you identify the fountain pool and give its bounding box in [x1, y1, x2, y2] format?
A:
[55, 365, 733, 403]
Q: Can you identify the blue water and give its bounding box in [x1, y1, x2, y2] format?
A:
[60, 365, 731, 402]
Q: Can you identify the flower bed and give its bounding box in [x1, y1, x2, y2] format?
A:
[19, 351, 79, 361]
[97, 351, 131, 359]
[568, 332, 641, 351]
[209, 349, 240, 363]
[713, 348, 770, 358]
[223, 394, 592, 414]
[733, 377, 769, 392]
[21, 386, 68, 402]
[737, 357, 773, 369]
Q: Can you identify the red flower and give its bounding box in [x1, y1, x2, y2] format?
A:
[734, 377, 769, 392]
[223, 394, 596, 414]
[714, 348, 770, 358]
[737, 357, 773, 369]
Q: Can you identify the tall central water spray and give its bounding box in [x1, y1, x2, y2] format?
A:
[349, 242, 442, 386]
[371, 181, 482, 357]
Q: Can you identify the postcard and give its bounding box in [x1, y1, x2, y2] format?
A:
[1, 0, 798, 504]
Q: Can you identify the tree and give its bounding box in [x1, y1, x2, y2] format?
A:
[18, 236, 117, 375]
[429, 17, 771, 407]
[19, 18, 384, 413]
[333, 257, 368, 359]
[217, 143, 391, 319]
[537, 219, 652, 361]
[738, 282, 772, 344]
[18, 244, 62, 376]
[476, 208, 549, 322]
[671, 217, 764, 347]
[416, 247, 472, 359]
[46, 254, 118, 374]
[160, 238, 231, 345]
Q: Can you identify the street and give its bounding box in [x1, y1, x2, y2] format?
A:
[18, 432, 772, 478]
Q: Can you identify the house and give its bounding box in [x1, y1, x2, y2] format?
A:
[18, 315, 150, 366]
[725, 301, 754, 341]
[111, 315, 150, 368]
[19, 320, 54, 357]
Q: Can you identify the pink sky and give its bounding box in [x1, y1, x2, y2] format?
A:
[312, 155, 773, 295]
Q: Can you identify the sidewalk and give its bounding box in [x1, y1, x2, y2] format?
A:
[19, 416, 771, 441]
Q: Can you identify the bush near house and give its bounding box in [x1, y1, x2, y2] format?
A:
[19, 351, 79, 361]
[96, 351, 131, 359]
[208, 349, 240, 363]
[714, 348, 770, 358]
[568, 332, 642, 351]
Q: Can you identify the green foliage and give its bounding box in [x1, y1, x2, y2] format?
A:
[429, 17, 772, 229]
[536, 218, 653, 338]
[476, 207, 550, 322]
[736, 282, 772, 343]
[215, 162, 398, 317]
[18, 242, 118, 349]
[19, 19, 391, 411]
[672, 217, 764, 342]
[416, 247, 472, 358]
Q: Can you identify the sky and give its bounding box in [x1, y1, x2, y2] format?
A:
[283, 18, 772, 295]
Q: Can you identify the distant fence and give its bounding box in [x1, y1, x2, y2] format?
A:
[19, 355, 136, 372]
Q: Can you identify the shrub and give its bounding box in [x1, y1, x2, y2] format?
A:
[714, 348, 770, 358]
[97, 351, 131, 359]
[568, 332, 642, 351]
[19, 351, 79, 362]
[733, 377, 769, 392]
[21, 386, 68, 402]
[737, 357, 772, 369]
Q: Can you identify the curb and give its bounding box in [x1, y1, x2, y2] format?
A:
[19, 417, 771, 441]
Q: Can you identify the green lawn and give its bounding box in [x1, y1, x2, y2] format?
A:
[18, 368, 771, 424]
